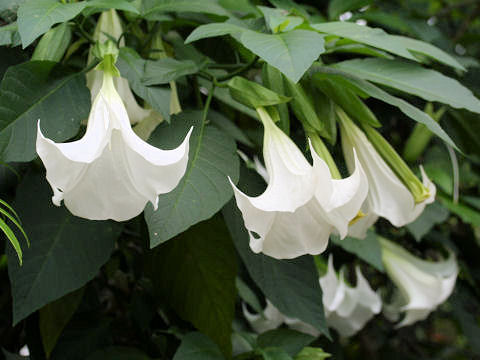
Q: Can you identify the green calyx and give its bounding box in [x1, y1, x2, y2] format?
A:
[93, 40, 120, 77]
[338, 108, 430, 203]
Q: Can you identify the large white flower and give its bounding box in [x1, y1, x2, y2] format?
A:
[230, 107, 368, 259]
[340, 115, 435, 238]
[320, 256, 382, 337]
[380, 237, 458, 327]
[36, 69, 192, 221]
[86, 9, 152, 124]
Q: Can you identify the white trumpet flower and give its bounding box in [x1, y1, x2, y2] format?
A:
[380, 237, 458, 327]
[230, 107, 368, 259]
[320, 256, 382, 337]
[340, 116, 435, 237]
[86, 9, 152, 124]
[36, 68, 192, 221]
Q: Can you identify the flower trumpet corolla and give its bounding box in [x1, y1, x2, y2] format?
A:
[379, 237, 458, 327]
[243, 300, 320, 337]
[339, 110, 435, 238]
[36, 60, 192, 221]
[229, 107, 368, 259]
[86, 9, 151, 124]
[320, 256, 381, 337]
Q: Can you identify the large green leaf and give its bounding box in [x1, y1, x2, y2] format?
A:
[187, 25, 325, 82]
[117, 47, 171, 120]
[173, 333, 225, 360]
[331, 231, 384, 272]
[40, 288, 84, 359]
[144, 110, 239, 247]
[312, 67, 457, 149]
[7, 170, 122, 325]
[311, 22, 464, 70]
[240, 29, 326, 83]
[145, 217, 237, 356]
[334, 58, 480, 113]
[222, 166, 329, 337]
[17, 0, 86, 48]
[0, 61, 90, 162]
[142, 0, 230, 18]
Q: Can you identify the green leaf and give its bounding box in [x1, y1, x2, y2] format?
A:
[240, 30, 325, 83]
[284, 78, 325, 132]
[142, 0, 230, 19]
[173, 332, 225, 360]
[84, 0, 140, 14]
[406, 202, 449, 242]
[144, 110, 239, 247]
[0, 61, 90, 162]
[7, 170, 122, 325]
[438, 194, 480, 227]
[262, 64, 290, 133]
[40, 288, 84, 359]
[32, 23, 72, 62]
[145, 217, 237, 356]
[222, 166, 329, 337]
[236, 277, 263, 314]
[331, 231, 384, 272]
[0, 22, 21, 46]
[0, 217, 23, 265]
[185, 22, 244, 44]
[199, 78, 259, 121]
[328, 0, 372, 20]
[333, 58, 480, 114]
[295, 347, 330, 360]
[141, 58, 198, 86]
[257, 329, 314, 356]
[228, 76, 290, 109]
[86, 347, 151, 360]
[311, 22, 464, 71]
[209, 110, 254, 147]
[258, 6, 303, 33]
[311, 67, 457, 149]
[314, 77, 380, 128]
[187, 25, 325, 82]
[17, 0, 86, 48]
[117, 47, 171, 120]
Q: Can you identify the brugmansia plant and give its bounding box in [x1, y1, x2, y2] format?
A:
[0, 0, 479, 359]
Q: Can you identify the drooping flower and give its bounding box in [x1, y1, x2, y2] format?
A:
[36, 58, 192, 221]
[320, 256, 382, 337]
[230, 107, 368, 259]
[242, 300, 320, 337]
[379, 237, 458, 327]
[339, 110, 435, 238]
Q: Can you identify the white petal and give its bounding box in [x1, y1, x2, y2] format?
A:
[231, 180, 333, 259]
[242, 301, 284, 333]
[284, 317, 321, 337]
[114, 76, 152, 124]
[341, 121, 417, 227]
[347, 206, 378, 239]
[312, 148, 369, 238]
[381, 238, 458, 327]
[256, 107, 316, 212]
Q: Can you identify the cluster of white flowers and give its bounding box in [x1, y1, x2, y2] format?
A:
[34, 9, 458, 339]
